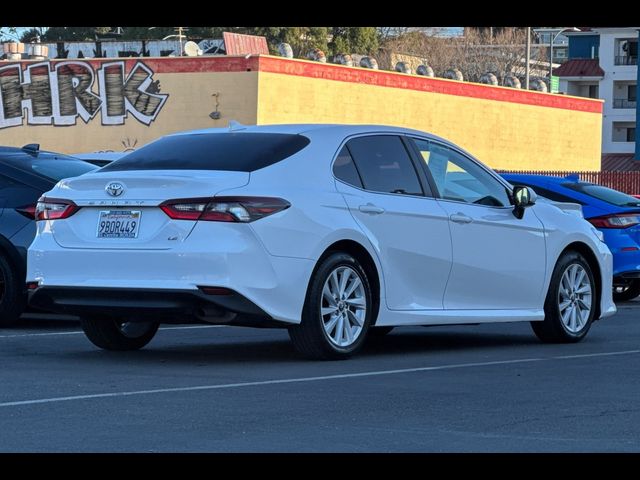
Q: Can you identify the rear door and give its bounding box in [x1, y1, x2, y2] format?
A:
[334, 134, 452, 311]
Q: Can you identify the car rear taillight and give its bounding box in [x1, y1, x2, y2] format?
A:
[16, 204, 37, 220]
[160, 197, 290, 223]
[35, 198, 79, 221]
[588, 213, 640, 229]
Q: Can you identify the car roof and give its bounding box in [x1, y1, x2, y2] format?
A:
[169, 123, 457, 147]
[0, 146, 73, 159]
[501, 173, 581, 185]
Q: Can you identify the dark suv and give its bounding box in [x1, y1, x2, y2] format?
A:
[0, 145, 97, 326]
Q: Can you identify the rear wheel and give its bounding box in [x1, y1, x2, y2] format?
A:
[0, 254, 25, 327]
[531, 251, 596, 343]
[289, 252, 373, 360]
[613, 280, 640, 302]
[81, 317, 159, 351]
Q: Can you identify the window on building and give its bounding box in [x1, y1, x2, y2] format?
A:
[628, 128, 636, 143]
[588, 85, 599, 99]
[629, 85, 637, 102]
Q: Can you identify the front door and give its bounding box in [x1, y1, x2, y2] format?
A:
[409, 138, 547, 310]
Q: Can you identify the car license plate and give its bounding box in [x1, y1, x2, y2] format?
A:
[97, 210, 141, 238]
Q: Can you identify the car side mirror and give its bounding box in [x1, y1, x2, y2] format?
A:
[512, 185, 537, 219]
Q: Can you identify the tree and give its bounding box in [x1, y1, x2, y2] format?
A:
[329, 27, 378, 56]
[19, 27, 48, 43]
[245, 27, 329, 57]
[379, 27, 545, 84]
[42, 27, 106, 42]
[0, 27, 19, 42]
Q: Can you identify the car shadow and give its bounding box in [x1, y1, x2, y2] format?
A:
[58, 326, 544, 366]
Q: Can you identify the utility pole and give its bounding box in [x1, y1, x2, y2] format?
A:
[177, 27, 185, 56]
[525, 27, 531, 90]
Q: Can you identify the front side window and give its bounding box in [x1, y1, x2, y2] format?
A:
[412, 138, 510, 207]
[345, 135, 423, 196]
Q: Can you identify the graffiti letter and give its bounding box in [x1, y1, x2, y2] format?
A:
[0, 65, 23, 129]
[22, 62, 53, 124]
[123, 62, 168, 125]
[55, 61, 101, 124]
[98, 61, 125, 125]
[98, 61, 168, 125]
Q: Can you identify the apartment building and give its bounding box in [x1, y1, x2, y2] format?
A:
[555, 27, 639, 166]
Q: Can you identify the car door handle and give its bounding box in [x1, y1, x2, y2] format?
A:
[450, 213, 473, 224]
[358, 204, 385, 215]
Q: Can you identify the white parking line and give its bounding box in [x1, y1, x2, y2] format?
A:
[0, 324, 226, 339]
[1, 349, 637, 408]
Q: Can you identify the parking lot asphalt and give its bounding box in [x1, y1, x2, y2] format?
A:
[1, 304, 639, 453]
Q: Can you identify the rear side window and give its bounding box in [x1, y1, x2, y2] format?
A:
[518, 184, 584, 204]
[563, 182, 640, 207]
[346, 135, 423, 195]
[102, 133, 311, 172]
[333, 146, 363, 188]
[29, 157, 97, 181]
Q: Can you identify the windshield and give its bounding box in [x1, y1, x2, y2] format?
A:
[563, 182, 640, 207]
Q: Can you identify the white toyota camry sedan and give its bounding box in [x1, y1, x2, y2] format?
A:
[27, 124, 616, 359]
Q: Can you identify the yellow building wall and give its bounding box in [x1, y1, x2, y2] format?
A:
[256, 70, 602, 171]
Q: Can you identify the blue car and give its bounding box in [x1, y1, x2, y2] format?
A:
[502, 173, 640, 302]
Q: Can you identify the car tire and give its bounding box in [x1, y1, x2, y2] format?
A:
[531, 250, 596, 343]
[289, 252, 374, 360]
[0, 254, 25, 327]
[612, 280, 640, 302]
[81, 316, 159, 351]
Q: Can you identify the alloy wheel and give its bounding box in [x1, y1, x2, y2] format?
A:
[320, 266, 367, 347]
[558, 263, 592, 333]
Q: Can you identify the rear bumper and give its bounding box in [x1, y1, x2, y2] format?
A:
[27, 224, 316, 324]
[28, 286, 285, 326]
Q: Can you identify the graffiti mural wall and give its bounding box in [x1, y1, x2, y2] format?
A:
[0, 60, 168, 129]
[0, 56, 260, 153]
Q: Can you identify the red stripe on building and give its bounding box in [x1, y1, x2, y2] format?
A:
[6, 55, 603, 114]
[257, 56, 603, 114]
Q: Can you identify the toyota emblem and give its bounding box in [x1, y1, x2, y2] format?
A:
[105, 182, 125, 197]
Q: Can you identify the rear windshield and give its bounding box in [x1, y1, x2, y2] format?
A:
[102, 133, 311, 172]
[17, 153, 97, 181]
[563, 182, 640, 207]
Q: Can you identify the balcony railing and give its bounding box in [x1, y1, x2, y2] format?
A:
[615, 55, 638, 65]
[613, 98, 638, 109]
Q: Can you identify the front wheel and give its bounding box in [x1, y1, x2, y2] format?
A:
[289, 252, 374, 360]
[81, 317, 159, 351]
[531, 251, 596, 343]
[613, 280, 640, 302]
